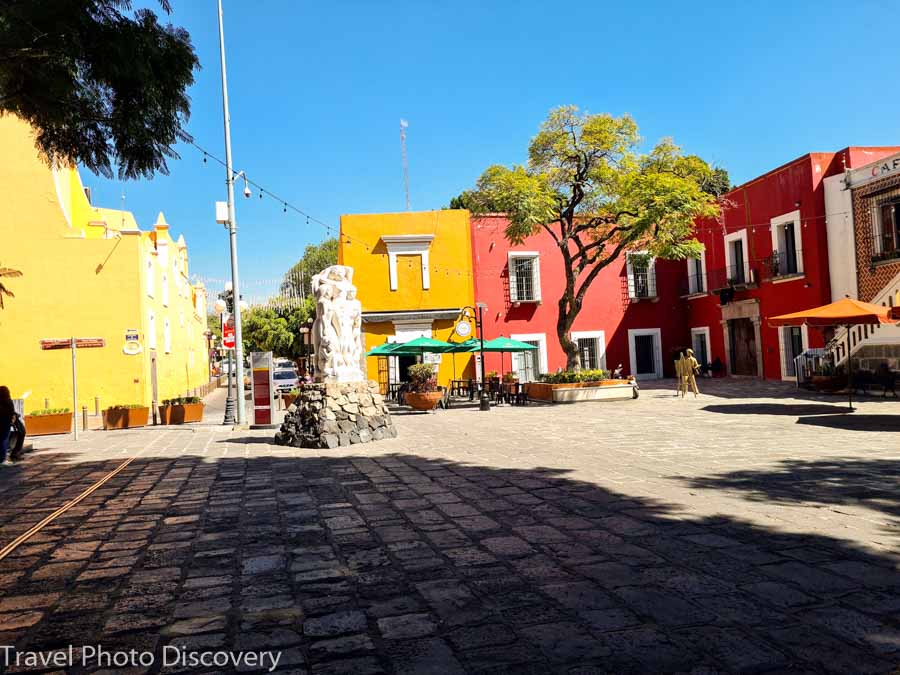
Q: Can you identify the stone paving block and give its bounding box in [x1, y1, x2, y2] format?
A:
[518, 621, 609, 663]
[386, 638, 465, 675]
[303, 610, 367, 638]
[759, 561, 857, 593]
[377, 613, 437, 639]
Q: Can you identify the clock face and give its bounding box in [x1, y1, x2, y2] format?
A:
[455, 321, 472, 337]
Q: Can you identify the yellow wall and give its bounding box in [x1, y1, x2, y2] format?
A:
[340, 210, 475, 312]
[0, 116, 210, 413]
[339, 210, 476, 387]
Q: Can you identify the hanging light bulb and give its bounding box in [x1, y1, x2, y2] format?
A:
[283, 203, 287, 213]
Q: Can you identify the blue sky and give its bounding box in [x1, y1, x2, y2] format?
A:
[87, 0, 898, 297]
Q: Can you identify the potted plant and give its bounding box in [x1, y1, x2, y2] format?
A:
[283, 388, 300, 408]
[159, 396, 204, 424]
[404, 364, 443, 411]
[486, 370, 501, 385]
[23, 408, 72, 436]
[102, 404, 150, 430]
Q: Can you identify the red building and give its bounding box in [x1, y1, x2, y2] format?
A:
[469, 145, 900, 383]
[686, 147, 900, 381]
[470, 215, 687, 381]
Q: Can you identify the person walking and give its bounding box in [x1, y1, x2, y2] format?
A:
[0, 386, 15, 464]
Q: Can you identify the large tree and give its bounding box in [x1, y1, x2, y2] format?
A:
[0, 0, 199, 179]
[467, 106, 723, 370]
[280, 238, 339, 299]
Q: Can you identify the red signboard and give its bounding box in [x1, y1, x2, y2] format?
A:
[222, 315, 235, 350]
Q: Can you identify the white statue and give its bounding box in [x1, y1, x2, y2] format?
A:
[311, 265, 365, 383]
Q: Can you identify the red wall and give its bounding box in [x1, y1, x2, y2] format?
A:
[471, 215, 688, 378]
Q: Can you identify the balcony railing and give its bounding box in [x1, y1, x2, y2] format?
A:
[708, 265, 757, 292]
[761, 250, 803, 281]
[679, 273, 706, 297]
[627, 268, 657, 299]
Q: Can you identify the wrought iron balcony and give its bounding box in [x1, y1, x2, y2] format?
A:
[708, 265, 757, 293]
[679, 273, 706, 297]
[761, 250, 804, 281]
[627, 268, 657, 300]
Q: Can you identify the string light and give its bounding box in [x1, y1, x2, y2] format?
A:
[186, 139, 847, 282]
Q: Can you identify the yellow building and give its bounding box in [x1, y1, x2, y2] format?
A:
[339, 210, 476, 392]
[0, 116, 211, 413]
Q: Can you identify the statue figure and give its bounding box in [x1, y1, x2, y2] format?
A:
[311, 265, 366, 383]
[683, 348, 700, 398]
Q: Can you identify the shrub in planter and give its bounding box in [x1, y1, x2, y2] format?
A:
[502, 371, 519, 383]
[539, 368, 609, 384]
[283, 388, 300, 408]
[23, 408, 72, 436]
[404, 363, 442, 411]
[159, 396, 205, 424]
[103, 404, 150, 430]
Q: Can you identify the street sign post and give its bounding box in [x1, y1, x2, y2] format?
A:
[222, 313, 235, 350]
[40, 337, 106, 440]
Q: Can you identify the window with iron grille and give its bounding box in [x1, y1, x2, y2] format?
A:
[874, 198, 900, 261]
[515, 340, 541, 381]
[509, 254, 541, 302]
[627, 253, 657, 299]
[577, 337, 599, 370]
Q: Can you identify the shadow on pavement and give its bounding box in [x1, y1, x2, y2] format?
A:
[679, 457, 900, 521]
[796, 414, 900, 432]
[0, 448, 897, 673]
[701, 403, 853, 417]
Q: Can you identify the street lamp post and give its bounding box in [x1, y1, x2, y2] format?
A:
[461, 303, 490, 411]
[216, 0, 246, 426]
[214, 286, 247, 425]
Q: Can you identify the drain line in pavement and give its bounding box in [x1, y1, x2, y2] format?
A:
[0, 456, 137, 562]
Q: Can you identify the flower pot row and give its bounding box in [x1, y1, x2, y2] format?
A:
[158, 402, 205, 425]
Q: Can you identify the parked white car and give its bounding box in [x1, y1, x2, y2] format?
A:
[273, 369, 300, 393]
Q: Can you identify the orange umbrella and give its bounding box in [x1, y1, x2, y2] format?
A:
[769, 297, 897, 327]
[769, 297, 898, 411]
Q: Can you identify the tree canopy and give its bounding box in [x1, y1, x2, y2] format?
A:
[0, 0, 199, 179]
[239, 298, 315, 361]
[466, 106, 724, 369]
[281, 238, 339, 298]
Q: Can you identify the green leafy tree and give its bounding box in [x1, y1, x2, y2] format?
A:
[0, 0, 199, 179]
[240, 308, 294, 356]
[280, 238, 339, 299]
[445, 190, 505, 212]
[466, 106, 722, 369]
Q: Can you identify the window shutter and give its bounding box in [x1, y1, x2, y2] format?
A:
[626, 256, 636, 299]
[509, 258, 519, 302]
[532, 256, 541, 302]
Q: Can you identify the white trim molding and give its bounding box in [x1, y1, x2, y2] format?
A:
[685, 248, 708, 296]
[777, 324, 809, 381]
[571, 330, 607, 371]
[770, 209, 804, 276]
[510, 332, 549, 377]
[724, 229, 750, 283]
[381, 234, 435, 291]
[627, 327, 663, 380]
[690, 326, 712, 365]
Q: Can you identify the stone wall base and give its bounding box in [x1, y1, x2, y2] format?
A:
[274, 381, 396, 449]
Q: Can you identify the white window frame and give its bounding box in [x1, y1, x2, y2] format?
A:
[724, 229, 751, 284]
[381, 234, 434, 291]
[510, 332, 548, 380]
[690, 327, 712, 366]
[148, 310, 157, 350]
[770, 210, 804, 277]
[164, 318, 171, 354]
[626, 251, 657, 299]
[508, 251, 542, 303]
[570, 330, 607, 371]
[685, 248, 707, 295]
[627, 327, 663, 380]
[777, 324, 809, 381]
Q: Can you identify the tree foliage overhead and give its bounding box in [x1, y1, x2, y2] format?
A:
[281, 238, 339, 298]
[240, 299, 315, 361]
[0, 0, 199, 179]
[466, 106, 724, 369]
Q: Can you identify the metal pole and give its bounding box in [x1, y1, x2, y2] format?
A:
[478, 306, 490, 411]
[71, 337, 78, 440]
[846, 326, 854, 412]
[217, 0, 246, 426]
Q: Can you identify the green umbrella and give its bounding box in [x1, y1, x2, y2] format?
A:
[387, 335, 454, 355]
[446, 338, 480, 353]
[366, 342, 403, 357]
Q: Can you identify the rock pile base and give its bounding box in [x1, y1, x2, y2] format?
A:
[274, 381, 396, 449]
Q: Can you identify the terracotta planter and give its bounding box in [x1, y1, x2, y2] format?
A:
[102, 407, 150, 430]
[159, 403, 204, 425]
[23, 412, 72, 436]
[404, 391, 443, 411]
[525, 380, 637, 403]
[283, 393, 297, 408]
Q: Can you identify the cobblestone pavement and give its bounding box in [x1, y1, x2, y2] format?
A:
[0, 379, 898, 673]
